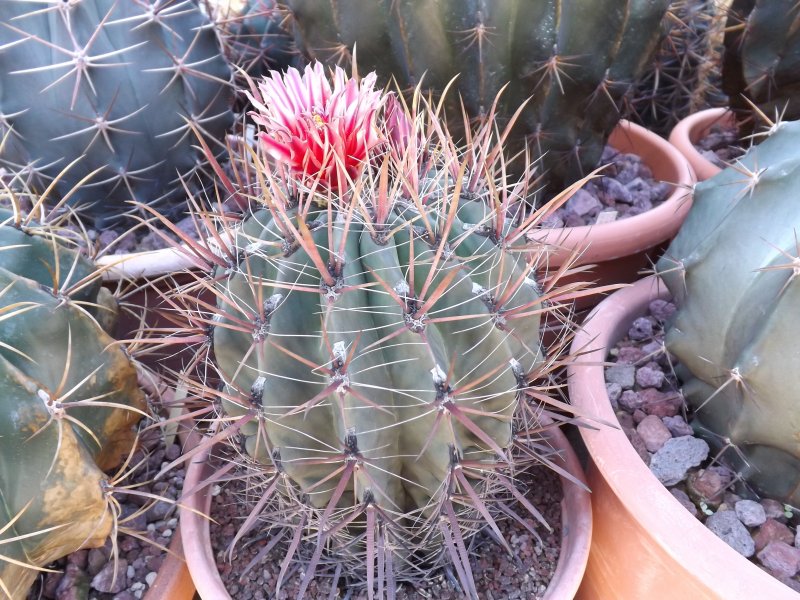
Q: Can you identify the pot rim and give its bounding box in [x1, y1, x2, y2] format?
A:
[179, 417, 592, 599]
[668, 107, 735, 183]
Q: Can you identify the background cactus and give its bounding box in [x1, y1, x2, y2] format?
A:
[0, 0, 234, 227]
[172, 64, 590, 597]
[656, 119, 800, 505]
[722, 0, 800, 133]
[283, 0, 669, 198]
[0, 203, 146, 599]
[201, 0, 295, 78]
[631, 0, 729, 135]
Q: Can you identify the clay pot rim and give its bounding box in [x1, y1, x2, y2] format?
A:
[668, 107, 735, 182]
[179, 417, 592, 600]
[567, 276, 797, 598]
[529, 119, 696, 266]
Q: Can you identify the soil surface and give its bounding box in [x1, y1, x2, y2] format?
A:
[207, 457, 563, 599]
[605, 299, 800, 594]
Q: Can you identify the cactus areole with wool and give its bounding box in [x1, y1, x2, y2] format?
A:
[657, 119, 800, 505]
[199, 63, 575, 596]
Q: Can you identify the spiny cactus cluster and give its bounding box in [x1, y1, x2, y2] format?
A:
[657, 118, 800, 505]
[170, 63, 591, 598]
[283, 0, 670, 197]
[0, 0, 234, 227]
[722, 0, 800, 133]
[632, 0, 729, 135]
[0, 198, 146, 599]
[201, 0, 295, 78]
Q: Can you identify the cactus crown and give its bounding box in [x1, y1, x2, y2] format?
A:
[167, 64, 592, 597]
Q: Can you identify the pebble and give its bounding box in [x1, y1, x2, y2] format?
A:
[625, 429, 652, 465]
[564, 188, 603, 217]
[706, 510, 755, 557]
[735, 500, 767, 528]
[757, 542, 800, 578]
[754, 519, 795, 553]
[638, 388, 682, 417]
[617, 345, 646, 364]
[606, 382, 622, 408]
[662, 415, 694, 437]
[635, 364, 666, 389]
[145, 571, 158, 587]
[687, 467, 732, 506]
[90, 559, 128, 594]
[761, 499, 789, 523]
[619, 390, 643, 411]
[636, 415, 672, 452]
[649, 299, 676, 323]
[628, 317, 654, 341]
[649, 436, 709, 486]
[606, 364, 636, 389]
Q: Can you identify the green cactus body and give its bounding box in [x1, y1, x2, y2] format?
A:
[656, 120, 800, 504]
[723, 0, 800, 131]
[285, 0, 669, 195]
[0, 210, 145, 599]
[0, 1, 233, 227]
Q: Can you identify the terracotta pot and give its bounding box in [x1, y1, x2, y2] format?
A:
[568, 276, 798, 599]
[179, 419, 592, 599]
[531, 120, 695, 309]
[668, 107, 735, 182]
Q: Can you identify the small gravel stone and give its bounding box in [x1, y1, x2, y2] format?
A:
[648, 299, 676, 323]
[606, 382, 622, 408]
[618, 390, 642, 412]
[649, 436, 709, 486]
[90, 559, 128, 594]
[635, 364, 665, 388]
[687, 467, 732, 506]
[796, 527, 800, 549]
[735, 500, 767, 527]
[565, 188, 603, 217]
[662, 415, 694, 437]
[705, 510, 755, 557]
[636, 415, 672, 452]
[598, 177, 633, 205]
[628, 317, 654, 341]
[616, 410, 634, 431]
[145, 571, 158, 587]
[625, 429, 651, 465]
[617, 345, 646, 364]
[638, 388, 682, 418]
[670, 488, 699, 518]
[757, 542, 800, 578]
[606, 364, 636, 389]
[754, 519, 795, 552]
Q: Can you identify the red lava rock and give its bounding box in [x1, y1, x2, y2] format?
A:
[616, 410, 635, 431]
[639, 388, 682, 418]
[662, 415, 693, 437]
[754, 519, 795, 552]
[687, 467, 731, 506]
[632, 408, 647, 424]
[617, 345, 646, 364]
[636, 415, 672, 452]
[757, 542, 800, 579]
[648, 299, 676, 323]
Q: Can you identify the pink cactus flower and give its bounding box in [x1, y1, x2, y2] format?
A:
[246, 62, 384, 192]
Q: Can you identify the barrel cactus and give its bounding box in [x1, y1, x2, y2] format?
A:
[656, 119, 800, 504]
[176, 63, 589, 597]
[283, 0, 669, 197]
[0, 0, 234, 227]
[722, 0, 800, 133]
[0, 205, 146, 599]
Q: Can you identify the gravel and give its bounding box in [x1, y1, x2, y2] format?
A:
[605, 298, 800, 588]
[207, 460, 565, 599]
